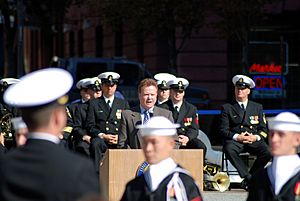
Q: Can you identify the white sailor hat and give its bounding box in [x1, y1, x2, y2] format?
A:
[167, 77, 189, 91]
[86, 77, 101, 91]
[4, 68, 73, 107]
[98, 72, 120, 85]
[11, 117, 27, 130]
[0, 78, 20, 86]
[232, 75, 255, 89]
[154, 73, 176, 90]
[76, 78, 91, 89]
[268, 112, 300, 132]
[136, 116, 180, 136]
[0, 78, 20, 92]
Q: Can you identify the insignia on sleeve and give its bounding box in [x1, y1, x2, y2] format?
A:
[66, 107, 71, 118]
[263, 113, 267, 124]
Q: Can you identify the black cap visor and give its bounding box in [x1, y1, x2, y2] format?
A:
[235, 82, 250, 89]
[101, 79, 118, 86]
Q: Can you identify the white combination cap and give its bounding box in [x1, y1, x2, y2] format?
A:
[76, 78, 91, 89]
[136, 116, 180, 137]
[86, 77, 101, 85]
[154, 73, 176, 90]
[0, 78, 20, 85]
[11, 117, 27, 130]
[268, 112, 300, 132]
[86, 77, 101, 91]
[98, 72, 120, 85]
[167, 77, 189, 91]
[232, 75, 255, 89]
[4, 68, 73, 107]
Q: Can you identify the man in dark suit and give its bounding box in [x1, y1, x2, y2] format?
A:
[220, 74, 271, 190]
[0, 68, 100, 201]
[62, 77, 94, 149]
[159, 77, 207, 156]
[66, 77, 102, 154]
[121, 116, 203, 201]
[85, 72, 130, 172]
[247, 112, 300, 201]
[117, 78, 174, 149]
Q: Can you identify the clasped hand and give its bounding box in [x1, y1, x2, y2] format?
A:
[102, 134, 118, 145]
[237, 132, 256, 144]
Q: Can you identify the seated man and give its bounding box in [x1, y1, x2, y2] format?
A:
[118, 78, 173, 149]
[71, 77, 102, 154]
[85, 72, 130, 172]
[121, 116, 203, 201]
[159, 77, 207, 156]
[220, 74, 271, 190]
[62, 77, 91, 149]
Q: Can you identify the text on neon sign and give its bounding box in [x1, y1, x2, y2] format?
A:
[249, 63, 282, 73]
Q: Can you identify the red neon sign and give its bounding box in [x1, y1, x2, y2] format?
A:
[253, 76, 284, 90]
[249, 63, 282, 74]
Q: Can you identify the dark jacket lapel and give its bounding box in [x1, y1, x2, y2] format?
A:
[109, 98, 121, 119]
[98, 97, 110, 115]
[131, 106, 142, 147]
[177, 101, 187, 123]
[233, 102, 244, 118]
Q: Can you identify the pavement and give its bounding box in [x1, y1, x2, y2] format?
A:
[202, 189, 248, 201]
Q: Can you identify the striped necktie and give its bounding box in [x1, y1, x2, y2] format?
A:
[143, 110, 150, 124]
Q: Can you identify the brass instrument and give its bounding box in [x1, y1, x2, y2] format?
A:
[0, 112, 13, 140]
[204, 163, 230, 192]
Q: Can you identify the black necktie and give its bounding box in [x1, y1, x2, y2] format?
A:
[107, 100, 111, 108]
[240, 103, 246, 124]
[241, 103, 245, 111]
[173, 106, 179, 122]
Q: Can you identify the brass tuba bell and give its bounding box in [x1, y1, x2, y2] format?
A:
[204, 163, 230, 192]
[210, 172, 230, 192]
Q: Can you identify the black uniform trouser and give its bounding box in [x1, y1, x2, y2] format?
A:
[223, 140, 271, 179]
[75, 141, 90, 157]
[180, 137, 207, 158]
[90, 137, 108, 173]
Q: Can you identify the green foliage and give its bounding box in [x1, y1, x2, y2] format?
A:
[208, 0, 282, 42]
[24, 0, 74, 27]
[87, 0, 208, 69]
[88, 0, 207, 38]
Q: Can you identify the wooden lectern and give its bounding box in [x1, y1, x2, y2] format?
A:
[100, 149, 203, 201]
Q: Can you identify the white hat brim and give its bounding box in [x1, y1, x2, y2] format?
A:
[268, 120, 300, 132]
[4, 68, 73, 107]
